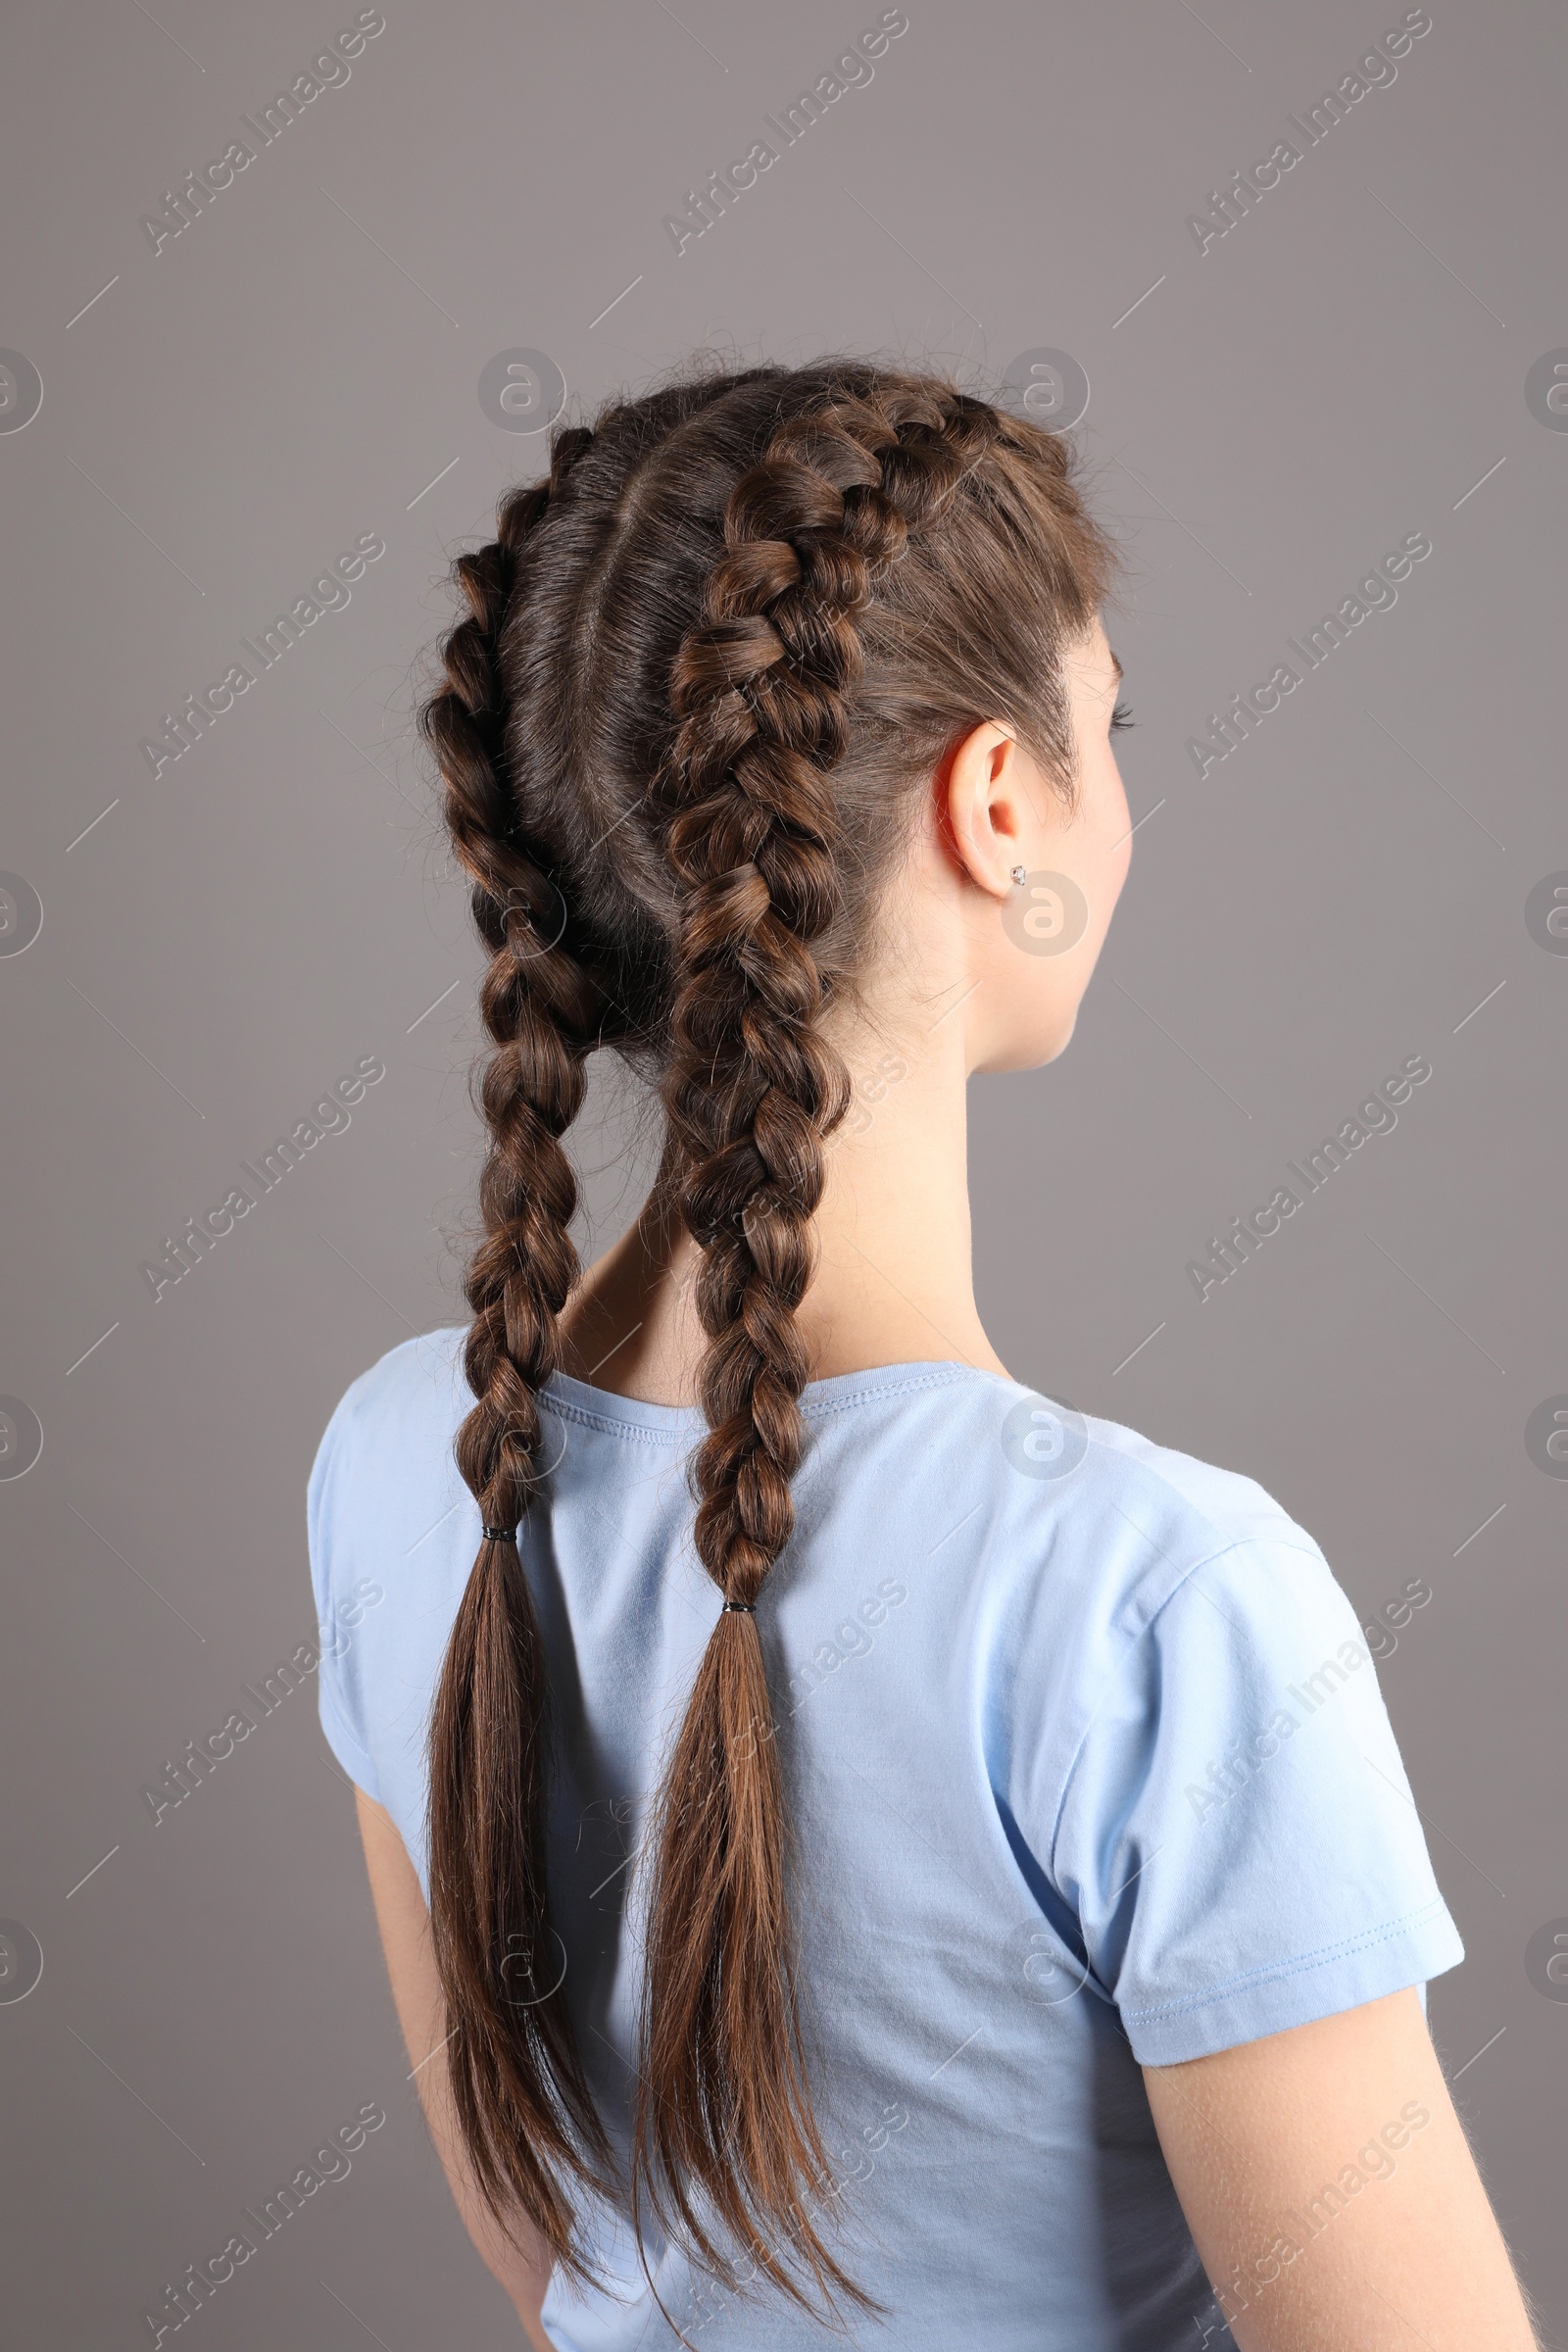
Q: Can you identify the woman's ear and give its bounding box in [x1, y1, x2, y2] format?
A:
[942, 721, 1043, 899]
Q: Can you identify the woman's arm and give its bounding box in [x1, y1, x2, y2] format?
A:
[354, 1787, 558, 2349]
[1144, 1986, 1540, 2350]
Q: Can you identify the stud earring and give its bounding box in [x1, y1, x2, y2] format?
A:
[1009, 864, 1027, 886]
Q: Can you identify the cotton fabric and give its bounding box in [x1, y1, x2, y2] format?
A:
[307, 1328, 1462, 2350]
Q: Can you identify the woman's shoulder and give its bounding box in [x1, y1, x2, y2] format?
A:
[307, 1326, 471, 1561]
[1015, 1378, 1339, 1658]
[801, 1363, 1326, 1619]
[1071, 1396, 1323, 1580]
[313, 1324, 469, 1459]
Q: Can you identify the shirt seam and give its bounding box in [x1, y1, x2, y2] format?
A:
[536, 1392, 684, 1445]
[1044, 1531, 1333, 1887]
[802, 1367, 985, 1420]
[537, 1364, 985, 1444]
[318, 1674, 378, 1782]
[1121, 1894, 1457, 2026]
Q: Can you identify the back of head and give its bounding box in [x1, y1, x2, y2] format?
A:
[416, 356, 1115, 2318]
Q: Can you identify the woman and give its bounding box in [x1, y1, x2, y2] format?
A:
[308, 361, 1539, 2349]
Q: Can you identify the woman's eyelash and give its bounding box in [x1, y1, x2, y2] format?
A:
[1110, 698, 1134, 733]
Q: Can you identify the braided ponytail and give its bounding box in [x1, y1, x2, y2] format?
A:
[419, 426, 620, 2277]
[415, 361, 1115, 2316]
[634, 389, 1005, 2307]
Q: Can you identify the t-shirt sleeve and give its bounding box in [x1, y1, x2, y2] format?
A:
[1050, 1529, 1464, 2065]
[306, 1377, 385, 1803]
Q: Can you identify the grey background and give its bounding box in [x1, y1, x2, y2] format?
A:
[1, 0, 1564, 2342]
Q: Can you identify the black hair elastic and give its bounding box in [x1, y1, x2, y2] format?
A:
[720, 1598, 756, 1613]
[481, 1525, 517, 1542]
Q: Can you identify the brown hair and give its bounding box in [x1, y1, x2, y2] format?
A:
[417, 359, 1115, 2319]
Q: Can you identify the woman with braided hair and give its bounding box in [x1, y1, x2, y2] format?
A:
[309, 361, 1539, 2351]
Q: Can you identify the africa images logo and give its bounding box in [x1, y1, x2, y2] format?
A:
[662, 9, 909, 256]
[139, 1054, 385, 1302]
[1186, 1055, 1432, 1302]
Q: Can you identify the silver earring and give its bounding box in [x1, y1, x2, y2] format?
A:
[1009, 864, 1027, 886]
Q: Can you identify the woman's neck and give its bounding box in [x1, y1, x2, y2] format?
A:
[555, 1004, 1010, 1407]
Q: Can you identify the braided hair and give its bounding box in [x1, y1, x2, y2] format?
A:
[416, 361, 1115, 2315]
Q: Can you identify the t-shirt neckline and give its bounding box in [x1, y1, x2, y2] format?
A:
[539, 1356, 1004, 1438]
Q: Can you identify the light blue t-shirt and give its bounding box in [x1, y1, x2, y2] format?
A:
[307, 1327, 1463, 2352]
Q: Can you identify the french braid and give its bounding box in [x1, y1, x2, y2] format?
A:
[635, 387, 1006, 2309]
[420, 424, 620, 2278]
[414, 360, 1116, 2320]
